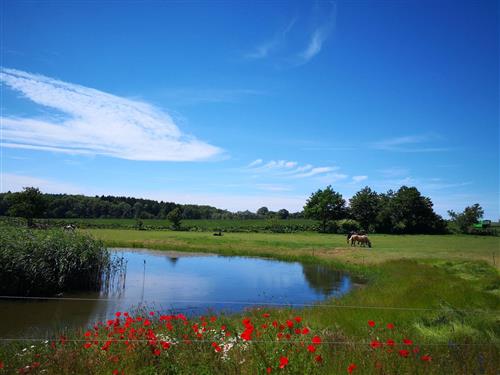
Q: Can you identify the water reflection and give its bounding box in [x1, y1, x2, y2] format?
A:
[1, 249, 353, 338]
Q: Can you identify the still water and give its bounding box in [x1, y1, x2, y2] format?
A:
[0, 248, 352, 338]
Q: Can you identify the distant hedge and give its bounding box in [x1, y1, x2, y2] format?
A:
[0, 225, 111, 296]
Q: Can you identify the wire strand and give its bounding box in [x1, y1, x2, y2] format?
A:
[0, 295, 495, 314]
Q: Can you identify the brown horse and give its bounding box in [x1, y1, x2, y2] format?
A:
[349, 234, 372, 248]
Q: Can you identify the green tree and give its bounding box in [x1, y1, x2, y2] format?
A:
[448, 203, 484, 233]
[349, 186, 380, 230]
[256, 206, 269, 217]
[277, 208, 290, 219]
[167, 207, 183, 230]
[6, 187, 47, 227]
[390, 186, 446, 234]
[303, 186, 346, 232]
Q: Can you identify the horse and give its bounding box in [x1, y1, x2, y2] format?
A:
[349, 234, 371, 248]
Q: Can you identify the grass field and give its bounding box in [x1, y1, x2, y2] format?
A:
[86, 229, 500, 269]
[2, 228, 499, 373]
[41, 218, 319, 232]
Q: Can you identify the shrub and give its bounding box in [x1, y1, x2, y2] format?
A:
[0, 225, 111, 296]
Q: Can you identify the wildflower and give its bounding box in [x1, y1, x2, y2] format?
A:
[0, 362, 3, 369]
[115, 312, 121, 318]
[112, 370, 119, 375]
[403, 339, 413, 346]
[314, 355, 323, 363]
[386, 323, 394, 329]
[211, 342, 222, 352]
[368, 320, 375, 327]
[398, 349, 410, 358]
[210, 316, 217, 322]
[263, 313, 270, 318]
[294, 328, 301, 334]
[307, 345, 316, 353]
[370, 340, 382, 349]
[83, 342, 92, 349]
[279, 356, 289, 369]
[347, 363, 357, 373]
[149, 311, 155, 316]
[266, 367, 272, 374]
[294, 316, 302, 323]
[286, 320, 294, 328]
[413, 347, 420, 353]
[301, 327, 310, 335]
[312, 336, 321, 345]
[421, 355, 432, 362]
[153, 349, 161, 356]
[161, 341, 171, 350]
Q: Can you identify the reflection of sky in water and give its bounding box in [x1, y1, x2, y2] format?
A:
[1, 249, 353, 337]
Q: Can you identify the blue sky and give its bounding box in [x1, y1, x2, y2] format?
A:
[1, 0, 498, 218]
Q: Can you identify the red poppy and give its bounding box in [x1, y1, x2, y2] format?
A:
[347, 363, 357, 373]
[370, 340, 381, 349]
[221, 325, 227, 331]
[368, 320, 375, 327]
[421, 355, 432, 362]
[398, 349, 410, 358]
[115, 312, 121, 318]
[413, 347, 420, 353]
[307, 344, 316, 353]
[112, 370, 119, 375]
[294, 328, 301, 334]
[386, 323, 394, 329]
[386, 339, 395, 347]
[272, 321, 278, 328]
[266, 367, 272, 374]
[286, 320, 294, 328]
[294, 316, 302, 323]
[0, 362, 3, 369]
[301, 327, 310, 335]
[279, 357, 289, 369]
[210, 316, 217, 322]
[263, 313, 270, 318]
[83, 342, 92, 349]
[403, 339, 413, 346]
[312, 336, 321, 345]
[149, 311, 155, 316]
[161, 341, 171, 349]
[262, 324, 269, 329]
[153, 349, 161, 356]
[314, 355, 322, 363]
[84, 331, 92, 337]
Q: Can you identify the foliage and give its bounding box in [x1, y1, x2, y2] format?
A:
[448, 204, 484, 233]
[167, 207, 183, 230]
[303, 186, 346, 233]
[0, 225, 110, 296]
[349, 187, 379, 231]
[5, 187, 47, 227]
[256, 206, 269, 217]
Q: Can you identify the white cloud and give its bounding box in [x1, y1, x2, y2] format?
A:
[371, 134, 448, 153]
[298, 3, 336, 63]
[0, 68, 222, 161]
[248, 159, 263, 167]
[246, 159, 338, 179]
[292, 167, 337, 178]
[1, 173, 83, 194]
[352, 175, 368, 183]
[246, 18, 296, 59]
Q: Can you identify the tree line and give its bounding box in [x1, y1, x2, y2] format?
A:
[0, 186, 487, 234]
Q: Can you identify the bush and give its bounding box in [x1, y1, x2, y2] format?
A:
[0, 225, 111, 296]
[336, 219, 361, 234]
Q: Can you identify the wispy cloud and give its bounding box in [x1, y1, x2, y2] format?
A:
[298, 2, 337, 64]
[246, 18, 296, 59]
[246, 159, 340, 179]
[0, 68, 222, 161]
[352, 175, 368, 183]
[1, 173, 83, 194]
[371, 134, 449, 153]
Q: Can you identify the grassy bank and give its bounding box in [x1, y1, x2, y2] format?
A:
[1, 229, 498, 373]
[86, 229, 500, 269]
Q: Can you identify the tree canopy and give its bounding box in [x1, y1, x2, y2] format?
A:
[303, 186, 346, 232]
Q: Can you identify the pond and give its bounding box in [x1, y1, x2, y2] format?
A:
[0, 248, 353, 338]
